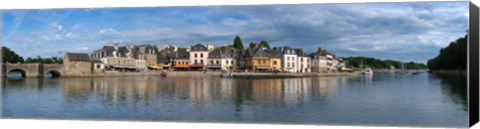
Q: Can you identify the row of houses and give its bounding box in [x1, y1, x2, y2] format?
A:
[155, 43, 346, 73]
[64, 43, 346, 74]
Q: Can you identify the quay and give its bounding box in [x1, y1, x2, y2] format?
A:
[232, 71, 361, 78]
[50, 71, 361, 78]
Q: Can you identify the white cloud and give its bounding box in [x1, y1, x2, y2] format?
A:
[49, 22, 63, 31]
[98, 28, 121, 35]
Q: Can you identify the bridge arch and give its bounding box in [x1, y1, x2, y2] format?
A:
[44, 70, 62, 78]
[7, 69, 26, 78]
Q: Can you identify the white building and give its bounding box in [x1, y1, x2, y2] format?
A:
[274, 47, 298, 73]
[188, 44, 212, 70]
[207, 47, 237, 70]
[294, 49, 311, 73]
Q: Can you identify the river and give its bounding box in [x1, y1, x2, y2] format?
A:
[1, 72, 468, 127]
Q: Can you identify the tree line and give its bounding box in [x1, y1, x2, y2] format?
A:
[427, 34, 467, 70]
[343, 56, 427, 69]
[2, 47, 63, 64]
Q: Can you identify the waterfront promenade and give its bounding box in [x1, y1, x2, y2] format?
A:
[58, 71, 361, 78]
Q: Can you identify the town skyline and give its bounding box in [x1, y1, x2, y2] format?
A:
[1, 2, 469, 63]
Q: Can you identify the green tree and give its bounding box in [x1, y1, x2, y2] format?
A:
[249, 42, 257, 48]
[343, 56, 427, 69]
[24, 56, 62, 64]
[2, 47, 24, 63]
[233, 35, 244, 50]
[259, 40, 270, 49]
[427, 34, 467, 70]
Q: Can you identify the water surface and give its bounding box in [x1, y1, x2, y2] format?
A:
[1, 72, 468, 127]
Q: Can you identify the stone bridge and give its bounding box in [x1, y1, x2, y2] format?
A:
[2, 63, 64, 77]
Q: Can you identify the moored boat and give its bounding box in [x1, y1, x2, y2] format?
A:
[362, 68, 374, 75]
[161, 70, 167, 77]
[220, 69, 233, 78]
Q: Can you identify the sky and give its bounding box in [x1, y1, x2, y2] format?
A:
[1, 2, 469, 63]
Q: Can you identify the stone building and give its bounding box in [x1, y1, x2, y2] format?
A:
[270, 51, 282, 72]
[63, 53, 91, 76]
[90, 44, 147, 72]
[156, 44, 178, 70]
[134, 44, 158, 67]
[92, 60, 105, 74]
[173, 51, 190, 70]
[310, 47, 334, 73]
[240, 46, 276, 72]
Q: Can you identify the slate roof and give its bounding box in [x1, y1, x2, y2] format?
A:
[157, 55, 170, 63]
[135, 44, 157, 54]
[66, 53, 91, 62]
[93, 45, 145, 59]
[273, 46, 298, 55]
[243, 47, 274, 58]
[190, 43, 208, 51]
[208, 51, 222, 59]
[310, 47, 335, 58]
[175, 51, 190, 59]
[91, 60, 103, 64]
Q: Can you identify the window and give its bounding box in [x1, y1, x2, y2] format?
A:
[263, 60, 266, 64]
[195, 54, 198, 58]
[195, 60, 198, 64]
[201, 53, 203, 58]
[231, 61, 233, 64]
[274, 61, 277, 65]
[211, 61, 214, 64]
[201, 60, 204, 64]
[216, 61, 219, 64]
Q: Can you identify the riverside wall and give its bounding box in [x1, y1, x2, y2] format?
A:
[60, 71, 360, 78]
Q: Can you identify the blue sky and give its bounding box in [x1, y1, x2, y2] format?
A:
[1, 2, 469, 63]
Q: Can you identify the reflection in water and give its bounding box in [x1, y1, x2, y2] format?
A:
[429, 74, 467, 110]
[1, 73, 468, 127]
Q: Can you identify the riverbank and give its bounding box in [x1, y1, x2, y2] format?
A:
[428, 70, 466, 76]
[232, 71, 361, 78]
[60, 71, 361, 78]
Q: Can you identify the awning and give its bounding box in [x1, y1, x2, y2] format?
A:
[147, 65, 162, 69]
[256, 67, 272, 69]
[206, 64, 222, 68]
[190, 64, 203, 68]
[174, 64, 189, 69]
[108, 65, 135, 68]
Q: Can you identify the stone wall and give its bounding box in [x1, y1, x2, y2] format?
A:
[145, 54, 157, 66]
[64, 62, 92, 76]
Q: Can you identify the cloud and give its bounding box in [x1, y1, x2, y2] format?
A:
[98, 28, 121, 35]
[49, 22, 63, 31]
[1, 2, 468, 63]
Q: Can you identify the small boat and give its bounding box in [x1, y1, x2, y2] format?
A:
[161, 70, 167, 77]
[220, 69, 233, 78]
[411, 70, 418, 75]
[362, 68, 373, 75]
